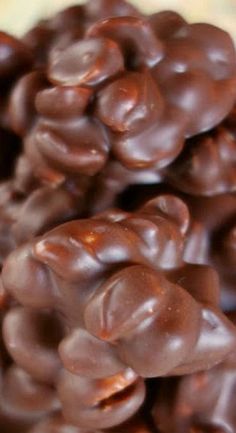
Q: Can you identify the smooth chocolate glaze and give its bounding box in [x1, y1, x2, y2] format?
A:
[166, 109, 236, 196]
[0, 1, 235, 432]
[2, 196, 236, 427]
[183, 193, 236, 310]
[0, 170, 90, 265]
[152, 314, 236, 433]
[20, 2, 235, 182]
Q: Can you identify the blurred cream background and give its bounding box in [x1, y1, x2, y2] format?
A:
[0, 0, 235, 37]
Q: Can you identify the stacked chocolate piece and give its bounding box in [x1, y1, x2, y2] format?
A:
[0, 0, 235, 431]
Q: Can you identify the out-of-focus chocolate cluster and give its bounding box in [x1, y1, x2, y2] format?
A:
[0, 0, 235, 432]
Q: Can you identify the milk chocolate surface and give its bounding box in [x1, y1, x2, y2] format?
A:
[0, 0, 235, 432]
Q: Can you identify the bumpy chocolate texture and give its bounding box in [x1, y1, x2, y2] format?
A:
[0, 154, 91, 266]
[22, 1, 236, 182]
[183, 193, 236, 311]
[0, 364, 60, 431]
[166, 106, 236, 196]
[0, 31, 33, 132]
[0, 317, 58, 433]
[2, 195, 236, 428]
[152, 313, 236, 433]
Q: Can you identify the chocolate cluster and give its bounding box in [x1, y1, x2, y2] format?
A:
[0, 0, 235, 432]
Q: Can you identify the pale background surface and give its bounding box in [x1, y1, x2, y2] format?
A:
[0, 0, 235, 38]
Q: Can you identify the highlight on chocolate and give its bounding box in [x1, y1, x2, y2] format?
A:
[0, 0, 235, 432]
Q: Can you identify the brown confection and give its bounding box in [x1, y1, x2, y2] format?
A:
[22, 23, 56, 68]
[149, 11, 187, 40]
[0, 32, 33, 81]
[25, 83, 109, 177]
[0, 1, 236, 432]
[84, 0, 142, 22]
[0, 365, 59, 432]
[166, 113, 236, 196]
[2, 197, 235, 393]
[96, 72, 163, 133]
[22, 6, 236, 183]
[88, 161, 162, 214]
[58, 368, 145, 429]
[3, 308, 64, 384]
[183, 193, 236, 310]
[151, 23, 236, 136]
[152, 314, 236, 432]
[0, 149, 91, 267]
[87, 16, 164, 68]
[49, 38, 124, 87]
[8, 71, 48, 136]
[28, 411, 149, 433]
[29, 412, 92, 433]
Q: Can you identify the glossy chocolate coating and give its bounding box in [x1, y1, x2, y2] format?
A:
[0, 360, 58, 433]
[0, 172, 90, 266]
[0, 32, 33, 81]
[84, 0, 142, 22]
[183, 193, 236, 310]
[26, 83, 109, 177]
[87, 16, 164, 68]
[3, 196, 236, 386]
[49, 38, 124, 87]
[0, 1, 236, 431]
[23, 5, 236, 181]
[152, 318, 236, 433]
[58, 368, 145, 429]
[8, 71, 48, 136]
[166, 114, 236, 196]
[152, 23, 236, 136]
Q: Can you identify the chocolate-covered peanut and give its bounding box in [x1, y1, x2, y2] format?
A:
[152, 329, 236, 433]
[183, 193, 236, 310]
[152, 22, 236, 135]
[0, 1, 236, 432]
[58, 368, 145, 429]
[0, 32, 33, 81]
[8, 71, 48, 137]
[21, 6, 235, 185]
[0, 173, 90, 266]
[166, 122, 236, 196]
[26, 83, 109, 177]
[3, 196, 235, 383]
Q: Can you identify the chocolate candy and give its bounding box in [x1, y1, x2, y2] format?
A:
[96, 72, 163, 133]
[0, 32, 33, 81]
[21, 5, 235, 183]
[0, 354, 58, 432]
[166, 113, 236, 196]
[58, 368, 145, 429]
[29, 413, 88, 433]
[84, 0, 142, 22]
[0, 1, 235, 432]
[8, 71, 48, 136]
[183, 193, 236, 310]
[3, 197, 236, 385]
[152, 23, 236, 136]
[26, 83, 109, 177]
[49, 38, 124, 87]
[0, 173, 90, 266]
[152, 315, 236, 432]
[87, 16, 164, 68]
